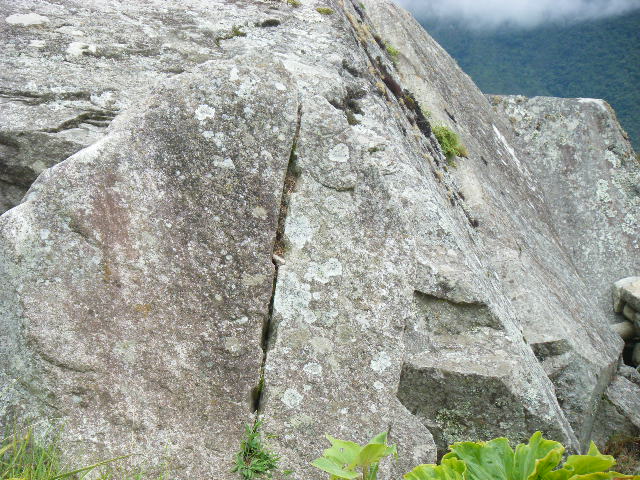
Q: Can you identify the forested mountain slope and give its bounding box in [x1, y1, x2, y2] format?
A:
[420, 11, 640, 150]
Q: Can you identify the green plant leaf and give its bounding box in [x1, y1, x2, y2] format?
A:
[514, 431, 564, 480]
[404, 458, 467, 480]
[311, 457, 359, 479]
[369, 432, 388, 444]
[561, 442, 616, 476]
[444, 437, 515, 480]
[324, 436, 362, 466]
[353, 443, 389, 469]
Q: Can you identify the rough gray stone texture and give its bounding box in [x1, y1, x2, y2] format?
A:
[0, 53, 299, 477]
[0, 0, 270, 213]
[491, 96, 640, 320]
[591, 375, 640, 448]
[362, 0, 621, 451]
[0, 0, 636, 478]
[614, 277, 640, 313]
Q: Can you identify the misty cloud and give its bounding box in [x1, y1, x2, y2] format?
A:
[396, 0, 640, 29]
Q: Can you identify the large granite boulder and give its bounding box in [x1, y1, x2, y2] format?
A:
[362, 0, 623, 451]
[1, 54, 299, 477]
[491, 96, 640, 321]
[0, 0, 636, 478]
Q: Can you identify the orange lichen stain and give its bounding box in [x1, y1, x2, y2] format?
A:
[133, 303, 153, 317]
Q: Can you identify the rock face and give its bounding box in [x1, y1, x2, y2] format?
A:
[491, 96, 640, 320]
[0, 0, 637, 479]
[0, 54, 299, 477]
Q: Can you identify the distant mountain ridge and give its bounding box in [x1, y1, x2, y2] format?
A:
[419, 10, 640, 150]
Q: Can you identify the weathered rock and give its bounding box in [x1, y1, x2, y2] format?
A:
[591, 376, 640, 448]
[0, 0, 273, 213]
[612, 321, 636, 341]
[1, 54, 299, 477]
[491, 97, 640, 320]
[0, 0, 637, 477]
[618, 363, 640, 388]
[614, 277, 640, 313]
[362, 0, 621, 451]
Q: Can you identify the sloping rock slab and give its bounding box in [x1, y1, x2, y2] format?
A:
[0, 55, 298, 478]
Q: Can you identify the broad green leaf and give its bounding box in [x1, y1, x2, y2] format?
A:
[445, 437, 515, 480]
[404, 458, 467, 480]
[311, 457, 360, 479]
[370, 432, 388, 444]
[569, 472, 640, 480]
[514, 431, 564, 480]
[353, 443, 389, 468]
[324, 436, 362, 467]
[561, 442, 616, 475]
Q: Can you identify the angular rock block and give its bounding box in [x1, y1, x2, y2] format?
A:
[591, 376, 640, 448]
[399, 330, 577, 456]
[614, 277, 640, 313]
[0, 56, 299, 478]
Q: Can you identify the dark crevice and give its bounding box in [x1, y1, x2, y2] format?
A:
[252, 104, 303, 414]
[41, 110, 117, 134]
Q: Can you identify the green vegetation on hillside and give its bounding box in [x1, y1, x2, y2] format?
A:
[419, 11, 640, 150]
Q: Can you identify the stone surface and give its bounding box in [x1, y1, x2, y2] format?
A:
[0, 0, 637, 478]
[618, 364, 640, 388]
[614, 277, 640, 313]
[362, 0, 621, 451]
[612, 321, 636, 341]
[0, 0, 274, 213]
[591, 375, 640, 448]
[491, 97, 640, 320]
[1, 54, 299, 477]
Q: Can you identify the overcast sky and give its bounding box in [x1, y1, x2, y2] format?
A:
[396, 0, 640, 29]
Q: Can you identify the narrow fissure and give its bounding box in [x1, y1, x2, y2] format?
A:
[252, 104, 303, 415]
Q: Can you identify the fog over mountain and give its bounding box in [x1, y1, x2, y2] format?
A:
[396, 0, 640, 29]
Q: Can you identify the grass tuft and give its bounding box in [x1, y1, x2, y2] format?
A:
[0, 428, 131, 480]
[232, 421, 280, 479]
[433, 125, 468, 160]
[385, 43, 400, 63]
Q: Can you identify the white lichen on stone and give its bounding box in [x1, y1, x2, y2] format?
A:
[195, 104, 216, 124]
[304, 258, 342, 284]
[251, 206, 268, 220]
[282, 388, 303, 408]
[6, 13, 49, 26]
[213, 157, 235, 169]
[285, 214, 314, 249]
[370, 351, 391, 372]
[577, 98, 606, 110]
[303, 362, 322, 375]
[223, 337, 242, 354]
[66, 42, 97, 57]
[273, 270, 316, 324]
[328, 143, 350, 163]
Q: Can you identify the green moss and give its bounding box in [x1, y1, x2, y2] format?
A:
[385, 43, 400, 63]
[215, 25, 247, 46]
[287, 0, 301, 6]
[316, 7, 335, 15]
[433, 125, 468, 160]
